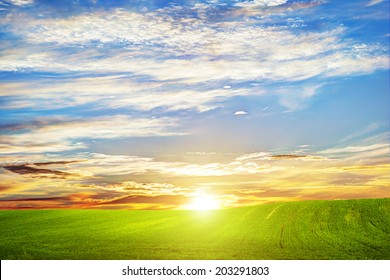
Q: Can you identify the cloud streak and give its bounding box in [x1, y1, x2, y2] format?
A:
[0, 115, 183, 154]
[366, 0, 385, 6]
[0, 75, 252, 112]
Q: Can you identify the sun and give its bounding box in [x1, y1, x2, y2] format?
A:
[184, 193, 221, 211]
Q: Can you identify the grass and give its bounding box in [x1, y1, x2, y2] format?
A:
[0, 198, 389, 259]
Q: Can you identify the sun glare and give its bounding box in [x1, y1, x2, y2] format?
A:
[184, 193, 221, 211]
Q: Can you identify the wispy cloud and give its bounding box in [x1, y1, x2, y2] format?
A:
[77, 153, 279, 177]
[277, 85, 323, 111]
[366, 0, 385, 7]
[6, 0, 34, 6]
[340, 123, 384, 143]
[1, 8, 387, 84]
[0, 115, 182, 154]
[320, 143, 389, 154]
[318, 134, 390, 164]
[0, 76, 251, 112]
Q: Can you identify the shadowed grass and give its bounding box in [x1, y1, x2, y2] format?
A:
[0, 198, 389, 259]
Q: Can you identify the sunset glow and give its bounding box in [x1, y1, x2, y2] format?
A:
[184, 193, 222, 211]
[0, 0, 389, 210]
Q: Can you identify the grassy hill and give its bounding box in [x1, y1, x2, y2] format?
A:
[0, 198, 389, 259]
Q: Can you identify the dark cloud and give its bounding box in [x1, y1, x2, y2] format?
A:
[32, 160, 81, 166]
[1, 163, 78, 179]
[2, 196, 65, 202]
[268, 154, 325, 160]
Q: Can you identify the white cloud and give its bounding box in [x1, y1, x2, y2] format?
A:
[236, 0, 288, 8]
[233, 111, 248, 116]
[257, 0, 288, 6]
[0, 10, 387, 86]
[8, 0, 34, 6]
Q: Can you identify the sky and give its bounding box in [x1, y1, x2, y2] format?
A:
[0, 0, 389, 210]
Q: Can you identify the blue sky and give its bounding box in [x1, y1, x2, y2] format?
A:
[0, 0, 389, 209]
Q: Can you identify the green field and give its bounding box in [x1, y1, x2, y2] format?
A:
[1, 198, 389, 259]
